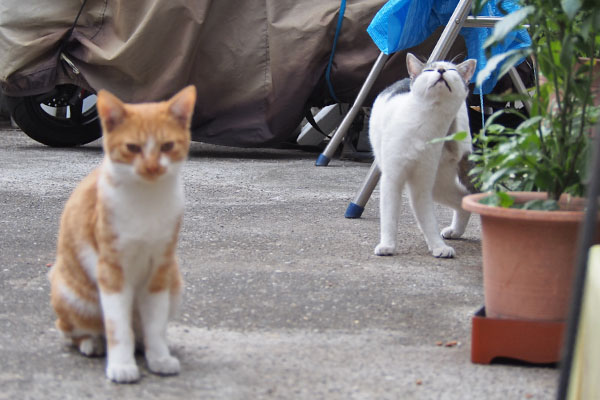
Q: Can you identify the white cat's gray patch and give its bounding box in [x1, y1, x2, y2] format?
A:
[380, 78, 411, 98]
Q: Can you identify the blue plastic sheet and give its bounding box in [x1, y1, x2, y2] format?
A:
[367, 0, 531, 94]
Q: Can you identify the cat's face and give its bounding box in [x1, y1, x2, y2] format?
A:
[96, 86, 196, 182]
[407, 53, 476, 100]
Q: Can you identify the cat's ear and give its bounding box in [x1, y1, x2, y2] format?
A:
[167, 85, 197, 129]
[406, 53, 425, 79]
[457, 59, 477, 83]
[96, 90, 127, 133]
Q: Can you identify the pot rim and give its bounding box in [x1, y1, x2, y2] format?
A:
[462, 191, 590, 222]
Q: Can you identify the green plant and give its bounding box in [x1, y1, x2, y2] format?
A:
[469, 0, 600, 208]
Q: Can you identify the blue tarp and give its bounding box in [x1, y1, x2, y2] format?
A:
[367, 0, 531, 94]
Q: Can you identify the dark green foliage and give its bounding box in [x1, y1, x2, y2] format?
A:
[469, 0, 599, 209]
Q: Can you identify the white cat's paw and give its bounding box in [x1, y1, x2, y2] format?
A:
[441, 226, 464, 239]
[78, 337, 105, 357]
[374, 243, 395, 256]
[147, 354, 180, 376]
[106, 362, 140, 383]
[432, 245, 455, 258]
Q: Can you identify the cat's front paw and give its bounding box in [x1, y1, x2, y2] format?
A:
[374, 243, 395, 256]
[432, 245, 455, 258]
[146, 354, 180, 376]
[441, 226, 464, 239]
[106, 362, 140, 383]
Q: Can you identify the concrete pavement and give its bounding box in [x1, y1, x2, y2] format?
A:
[0, 122, 558, 399]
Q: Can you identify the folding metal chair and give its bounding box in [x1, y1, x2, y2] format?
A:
[314, 0, 531, 218]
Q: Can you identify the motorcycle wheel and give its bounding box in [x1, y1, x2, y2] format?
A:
[7, 84, 101, 147]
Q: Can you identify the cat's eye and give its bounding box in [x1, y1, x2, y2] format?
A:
[126, 143, 142, 153]
[160, 142, 175, 152]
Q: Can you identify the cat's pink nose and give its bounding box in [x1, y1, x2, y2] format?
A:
[138, 161, 165, 180]
[146, 163, 165, 175]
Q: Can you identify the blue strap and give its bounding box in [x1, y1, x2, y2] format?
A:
[325, 0, 347, 103]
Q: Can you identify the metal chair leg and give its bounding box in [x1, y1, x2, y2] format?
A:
[344, 162, 381, 218]
[315, 52, 389, 166]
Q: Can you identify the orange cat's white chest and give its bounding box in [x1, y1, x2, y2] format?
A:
[98, 166, 184, 267]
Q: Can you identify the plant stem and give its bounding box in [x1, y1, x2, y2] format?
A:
[540, 15, 566, 199]
[532, 55, 547, 157]
[564, 21, 597, 196]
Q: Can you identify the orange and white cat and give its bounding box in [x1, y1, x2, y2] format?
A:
[49, 86, 196, 383]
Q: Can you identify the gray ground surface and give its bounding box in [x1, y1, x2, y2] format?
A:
[0, 124, 558, 399]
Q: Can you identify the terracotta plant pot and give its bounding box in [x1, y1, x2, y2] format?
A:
[462, 192, 600, 322]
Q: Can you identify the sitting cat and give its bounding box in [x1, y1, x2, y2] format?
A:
[49, 85, 196, 383]
[369, 53, 476, 258]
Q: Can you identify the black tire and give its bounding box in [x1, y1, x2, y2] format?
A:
[7, 84, 101, 147]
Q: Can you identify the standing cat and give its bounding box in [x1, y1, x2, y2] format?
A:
[369, 53, 476, 258]
[49, 85, 196, 383]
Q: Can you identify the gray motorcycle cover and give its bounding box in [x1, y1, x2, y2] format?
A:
[0, 0, 465, 146]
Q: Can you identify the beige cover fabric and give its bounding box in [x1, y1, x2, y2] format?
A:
[0, 0, 465, 146]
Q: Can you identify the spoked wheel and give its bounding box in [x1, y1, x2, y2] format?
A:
[7, 84, 101, 147]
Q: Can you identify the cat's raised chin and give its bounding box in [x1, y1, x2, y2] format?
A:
[369, 53, 476, 258]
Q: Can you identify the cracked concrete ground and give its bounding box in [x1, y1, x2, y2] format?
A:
[0, 123, 558, 399]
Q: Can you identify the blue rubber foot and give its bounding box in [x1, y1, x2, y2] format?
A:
[345, 202, 364, 219]
[315, 153, 331, 166]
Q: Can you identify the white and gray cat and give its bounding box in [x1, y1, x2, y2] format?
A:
[369, 53, 477, 258]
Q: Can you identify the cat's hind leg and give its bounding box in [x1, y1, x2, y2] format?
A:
[75, 335, 106, 357]
[436, 106, 472, 240]
[50, 269, 105, 356]
[406, 169, 455, 258]
[433, 159, 471, 240]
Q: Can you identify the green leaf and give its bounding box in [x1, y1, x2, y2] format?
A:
[478, 192, 515, 208]
[519, 199, 560, 211]
[482, 6, 534, 49]
[559, 35, 575, 70]
[499, 49, 533, 79]
[486, 92, 533, 104]
[516, 115, 542, 130]
[428, 131, 468, 144]
[561, 0, 582, 20]
[476, 49, 526, 88]
[533, 170, 554, 192]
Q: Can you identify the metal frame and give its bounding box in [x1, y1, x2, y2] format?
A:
[315, 52, 389, 166]
[313, 0, 530, 218]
